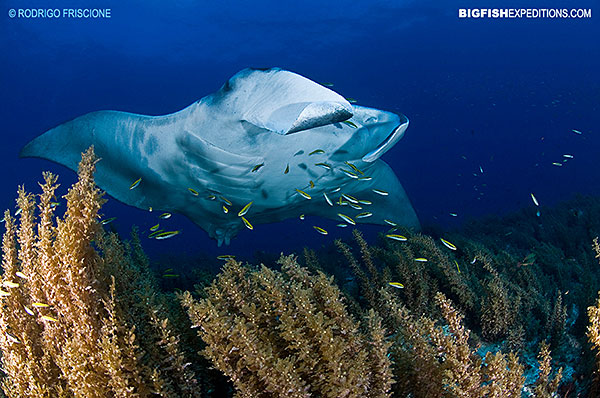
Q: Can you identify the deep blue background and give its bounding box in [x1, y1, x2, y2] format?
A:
[1, 0, 598, 261]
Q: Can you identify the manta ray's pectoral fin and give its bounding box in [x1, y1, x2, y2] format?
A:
[227, 68, 353, 135]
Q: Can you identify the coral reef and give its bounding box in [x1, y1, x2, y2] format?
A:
[180, 255, 393, 398]
[587, 237, 600, 397]
[0, 148, 203, 397]
[1, 147, 600, 397]
[333, 231, 563, 397]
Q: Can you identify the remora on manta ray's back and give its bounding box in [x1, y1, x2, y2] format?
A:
[21, 67, 419, 246]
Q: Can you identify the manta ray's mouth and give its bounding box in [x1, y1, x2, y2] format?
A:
[361, 117, 409, 162]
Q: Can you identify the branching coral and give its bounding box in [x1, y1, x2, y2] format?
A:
[588, 237, 600, 396]
[533, 341, 563, 398]
[180, 255, 393, 398]
[0, 148, 202, 397]
[388, 291, 526, 398]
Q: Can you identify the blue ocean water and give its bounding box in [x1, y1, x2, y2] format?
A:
[0, 0, 598, 261]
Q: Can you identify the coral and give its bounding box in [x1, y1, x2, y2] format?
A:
[0, 148, 202, 397]
[533, 341, 563, 398]
[180, 255, 393, 398]
[479, 259, 520, 341]
[387, 291, 526, 398]
[1, 146, 597, 397]
[588, 239, 600, 396]
[546, 291, 567, 351]
[589, 291, 600, 395]
[332, 230, 572, 397]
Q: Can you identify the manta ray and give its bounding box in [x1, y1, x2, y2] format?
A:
[21, 67, 419, 246]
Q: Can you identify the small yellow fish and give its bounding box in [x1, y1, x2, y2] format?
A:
[41, 315, 58, 322]
[330, 187, 341, 193]
[284, 163, 290, 174]
[563, 154, 573, 158]
[358, 200, 372, 205]
[162, 274, 179, 278]
[148, 229, 165, 238]
[341, 120, 358, 128]
[323, 193, 333, 206]
[150, 224, 160, 232]
[207, 195, 216, 201]
[299, 214, 305, 220]
[3, 281, 19, 288]
[217, 255, 236, 261]
[337, 213, 356, 225]
[414, 258, 428, 262]
[241, 216, 253, 230]
[313, 226, 328, 235]
[384, 219, 397, 226]
[309, 180, 315, 189]
[155, 230, 181, 240]
[164, 268, 174, 273]
[309, 149, 325, 156]
[24, 306, 34, 316]
[449, 213, 458, 217]
[321, 82, 334, 87]
[15, 208, 22, 216]
[222, 206, 229, 214]
[15, 272, 27, 279]
[220, 196, 233, 206]
[159, 212, 172, 219]
[386, 234, 407, 242]
[346, 97, 358, 104]
[315, 162, 332, 170]
[188, 188, 199, 196]
[238, 201, 253, 217]
[454, 260, 461, 273]
[129, 178, 142, 190]
[340, 169, 359, 179]
[552, 162, 563, 167]
[372, 189, 389, 196]
[572, 129, 582, 135]
[388, 282, 404, 289]
[530, 193, 539, 206]
[295, 189, 312, 200]
[251, 163, 265, 172]
[440, 238, 457, 251]
[344, 161, 364, 175]
[355, 212, 372, 219]
[341, 194, 358, 204]
[32, 302, 49, 308]
[101, 217, 117, 225]
[349, 203, 362, 210]
[0, 290, 10, 297]
[50, 202, 60, 208]
[357, 176, 372, 181]
[337, 223, 348, 228]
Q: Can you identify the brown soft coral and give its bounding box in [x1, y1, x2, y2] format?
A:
[0, 148, 201, 398]
[181, 255, 393, 398]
